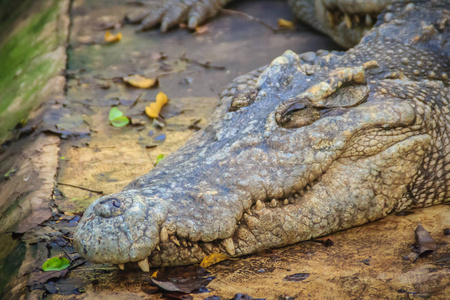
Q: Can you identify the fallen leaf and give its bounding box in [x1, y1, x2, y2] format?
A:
[151, 265, 213, 293]
[154, 154, 165, 166]
[278, 18, 294, 28]
[109, 107, 123, 120]
[123, 74, 158, 88]
[283, 273, 309, 281]
[110, 116, 130, 127]
[4, 168, 16, 178]
[145, 92, 169, 118]
[42, 257, 70, 271]
[200, 253, 230, 268]
[415, 224, 436, 257]
[104, 30, 122, 42]
[28, 269, 69, 286]
[109, 107, 130, 127]
[44, 281, 59, 294]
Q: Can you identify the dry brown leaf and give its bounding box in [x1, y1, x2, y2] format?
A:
[278, 18, 294, 28]
[200, 253, 230, 268]
[150, 265, 213, 293]
[104, 30, 122, 42]
[145, 92, 169, 118]
[123, 74, 158, 89]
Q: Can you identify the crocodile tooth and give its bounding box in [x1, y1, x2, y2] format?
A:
[354, 14, 360, 25]
[246, 210, 253, 216]
[345, 14, 352, 28]
[204, 242, 213, 252]
[299, 190, 304, 196]
[181, 239, 188, 247]
[160, 227, 169, 243]
[156, 245, 160, 251]
[283, 199, 289, 205]
[170, 235, 181, 246]
[365, 14, 373, 27]
[188, 241, 193, 247]
[137, 258, 150, 272]
[222, 237, 235, 256]
[255, 200, 264, 210]
[269, 199, 277, 208]
[118, 264, 125, 270]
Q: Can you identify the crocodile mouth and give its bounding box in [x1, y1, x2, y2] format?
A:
[315, 0, 389, 47]
[120, 177, 322, 272]
[324, 9, 377, 31]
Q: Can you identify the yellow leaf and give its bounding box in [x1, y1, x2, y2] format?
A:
[151, 270, 159, 278]
[200, 253, 230, 268]
[123, 75, 158, 89]
[145, 92, 169, 118]
[278, 18, 294, 28]
[104, 31, 122, 42]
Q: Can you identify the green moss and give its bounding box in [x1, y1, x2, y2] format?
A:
[0, 0, 67, 144]
[0, 235, 23, 298]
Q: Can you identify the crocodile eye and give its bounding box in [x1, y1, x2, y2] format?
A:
[277, 102, 321, 128]
[113, 199, 121, 208]
[229, 88, 257, 111]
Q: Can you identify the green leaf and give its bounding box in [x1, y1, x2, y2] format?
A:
[4, 168, 16, 178]
[155, 154, 165, 166]
[109, 107, 123, 121]
[110, 116, 130, 127]
[42, 257, 70, 271]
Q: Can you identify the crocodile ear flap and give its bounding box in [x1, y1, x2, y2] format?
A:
[256, 50, 307, 91]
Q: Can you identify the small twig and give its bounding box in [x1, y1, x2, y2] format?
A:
[62, 235, 74, 243]
[58, 182, 103, 194]
[157, 69, 199, 77]
[181, 54, 225, 70]
[71, 266, 118, 271]
[130, 92, 144, 108]
[221, 8, 278, 33]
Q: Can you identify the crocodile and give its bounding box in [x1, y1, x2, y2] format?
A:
[74, 0, 449, 272]
[130, 0, 394, 48]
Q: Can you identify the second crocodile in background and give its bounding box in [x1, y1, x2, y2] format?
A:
[74, 0, 450, 271]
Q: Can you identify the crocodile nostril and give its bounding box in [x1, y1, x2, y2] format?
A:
[95, 197, 123, 218]
[99, 197, 121, 208]
[113, 199, 121, 208]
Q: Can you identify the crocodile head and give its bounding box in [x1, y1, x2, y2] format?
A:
[74, 48, 439, 270]
[292, 0, 392, 48]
